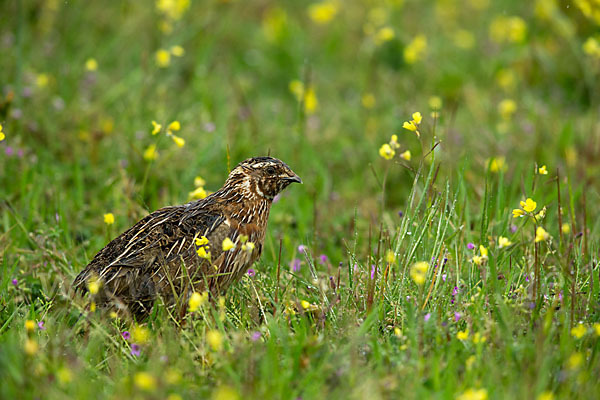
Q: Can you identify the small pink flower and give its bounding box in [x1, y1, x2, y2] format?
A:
[454, 312, 461, 322]
[467, 243, 475, 250]
[247, 268, 256, 277]
[130, 343, 140, 356]
[318, 254, 328, 265]
[424, 313, 431, 322]
[37, 321, 46, 330]
[250, 331, 261, 341]
[122, 331, 130, 340]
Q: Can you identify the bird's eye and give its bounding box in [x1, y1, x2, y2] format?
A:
[266, 166, 276, 175]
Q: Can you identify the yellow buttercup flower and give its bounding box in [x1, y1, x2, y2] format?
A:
[379, 143, 395, 160]
[188, 291, 208, 312]
[479, 245, 488, 258]
[535, 226, 550, 243]
[25, 320, 36, 332]
[0, 124, 4, 141]
[583, 37, 600, 58]
[402, 121, 417, 131]
[374, 26, 395, 45]
[410, 261, 428, 285]
[103, 213, 115, 225]
[411, 112, 422, 124]
[498, 99, 517, 120]
[241, 242, 254, 252]
[303, 87, 318, 114]
[489, 157, 506, 173]
[389, 134, 400, 149]
[151, 120, 162, 135]
[143, 144, 159, 161]
[170, 45, 185, 57]
[498, 236, 512, 248]
[561, 223, 570, 234]
[197, 246, 211, 259]
[571, 324, 587, 339]
[85, 58, 98, 71]
[457, 388, 488, 400]
[538, 165, 548, 175]
[134, 372, 156, 391]
[593, 323, 600, 336]
[167, 120, 180, 132]
[195, 236, 209, 246]
[567, 352, 583, 370]
[189, 186, 208, 200]
[385, 250, 396, 263]
[400, 150, 411, 161]
[171, 135, 185, 148]
[155, 49, 171, 68]
[512, 209, 525, 218]
[222, 238, 235, 251]
[194, 176, 206, 187]
[57, 367, 73, 384]
[87, 278, 101, 295]
[472, 255, 483, 265]
[404, 34, 427, 64]
[132, 324, 150, 344]
[520, 198, 537, 213]
[206, 330, 223, 351]
[457, 329, 469, 341]
[307, 1, 339, 24]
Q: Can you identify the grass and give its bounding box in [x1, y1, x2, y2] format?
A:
[1, 0, 600, 398]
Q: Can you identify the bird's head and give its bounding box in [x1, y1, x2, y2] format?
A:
[226, 157, 302, 200]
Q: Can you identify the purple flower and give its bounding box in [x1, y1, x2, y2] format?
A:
[17, 149, 24, 158]
[318, 254, 328, 265]
[424, 313, 431, 322]
[353, 263, 358, 272]
[11, 278, 18, 287]
[371, 265, 376, 280]
[510, 224, 518, 233]
[250, 331, 261, 342]
[452, 286, 458, 296]
[37, 321, 46, 330]
[290, 258, 302, 272]
[273, 194, 281, 203]
[467, 243, 475, 250]
[398, 211, 404, 218]
[5, 146, 14, 156]
[297, 245, 306, 253]
[525, 275, 530, 282]
[247, 268, 256, 277]
[454, 312, 461, 322]
[130, 343, 140, 357]
[122, 331, 130, 340]
[442, 274, 447, 282]
[558, 292, 563, 301]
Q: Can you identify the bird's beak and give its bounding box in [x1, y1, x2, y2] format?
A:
[284, 173, 303, 184]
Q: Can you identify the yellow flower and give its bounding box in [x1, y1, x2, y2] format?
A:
[90, 302, 96, 312]
[389, 134, 400, 149]
[385, 250, 396, 263]
[197, 246, 211, 259]
[428, 96, 442, 110]
[379, 143, 395, 160]
[241, 242, 255, 252]
[457, 388, 488, 400]
[132, 324, 150, 344]
[155, 49, 171, 68]
[171, 135, 185, 148]
[307, 1, 338, 24]
[535, 226, 550, 243]
[410, 261, 429, 285]
[36, 73, 49, 88]
[165, 369, 182, 385]
[402, 121, 417, 132]
[24, 339, 38, 355]
[567, 352, 583, 370]
[411, 112, 422, 124]
[151, 120, 162, 135]
[472, 255, 483, 265]
[0, 123, 4, 141]
[195, 236, 209, 246]
[304, 87, 318, 114]
[535, 207, 546, 221]
[394, 327, 402, 337]
[571, 323, 587, 339]
[134, 372, 156, 391]
[498, 236, 512, 248]
[479, 245, 488, 258]
[167, 120, 181, 132]
[538, 165, 548, 175]
[25, 320, 36, 332]
[188, 291, 208, 312]
[57, 367, 73, 384]
[87, 278, 101, 295]
[222, 237, 235, 251]
[465, 355, 477, 370]
[537, 391, 554, 400]
[189, 187, 208, 200]
[472, 332, 487, 344]
[361, 93, 376, 109]
[496, 68, 516, 91]
[301, 300, 311, 309]
[489, 157, 506, 173]
[561, 223, 571, 234]
[453, 29, 476, 49]
[374, 26, 395, 45]
[212, 385, 240, 400]
[404, 34, 427, 64]
[457, 329, 470, 341]
[156, 0, 190, 21]
[520, 198, 537, 213]
[262, 6, 288, 42]
[143, 144, 159, 161]
[498, 99, 517, 120]
[593, 323, 600, 336]
[170, 45, 185, 57]
[194, 176, 206, 187]
[512, 209, 525, 218]
[489, 16, 527, 43]
[103, 213, 115, 225]
[400, 150, 411, 161]
[583, 37, 600, 58]
[206, 330, 223, 351]
[85, 58, 98, 71]
[289, 80, 304, 101]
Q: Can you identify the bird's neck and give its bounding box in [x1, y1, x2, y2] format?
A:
[213, 182, 273, 227]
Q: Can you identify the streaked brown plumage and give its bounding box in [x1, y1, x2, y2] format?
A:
[73, 157, 302, 319]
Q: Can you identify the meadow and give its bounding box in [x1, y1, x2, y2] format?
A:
[1, 0, 600, 398]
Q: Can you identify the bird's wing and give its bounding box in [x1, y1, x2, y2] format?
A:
[73, 204, 225, 290]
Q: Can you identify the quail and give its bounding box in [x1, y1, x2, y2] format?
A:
[73, 157, 302, 319]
